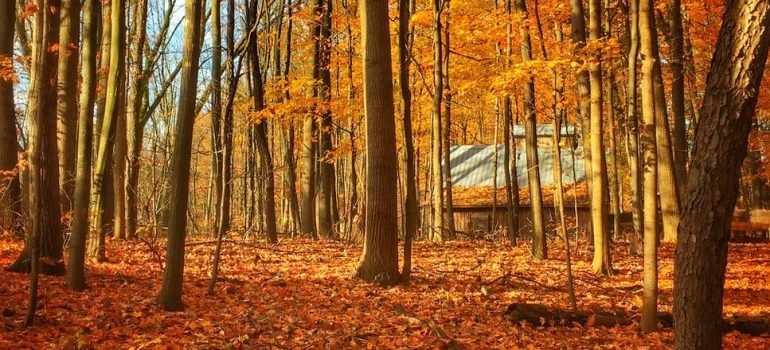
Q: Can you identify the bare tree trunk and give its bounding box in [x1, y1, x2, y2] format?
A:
[316, 0, 335, 239]
[126, 0, 149, 239]
[398, 0, 417, 283]
[625, 0, 643, 252]
[638, 0, 658, 332]
[515, 0, 546, 259]
[157, 0, 203, 311]
[23, 0, 63, 326]
[430, 0, 444, 242]
[570, 0, 592, 235]
[442, 6, 455, 238]
[0, 0, 22, 235]
[674, 1, 770, 348]
[355, 0, 401, 285]
[56, 0, 80, 216]
[67, 0, 99, 291]
[669, 0, 687, 192]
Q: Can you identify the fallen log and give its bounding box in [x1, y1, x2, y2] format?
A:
[505, 303, 770, 336]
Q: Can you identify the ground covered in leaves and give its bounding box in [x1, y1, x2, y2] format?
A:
[0, 236, 768, 349]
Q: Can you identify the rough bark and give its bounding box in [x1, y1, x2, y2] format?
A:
[316, 0, 335, 239]
[674, 1, 770, 348]
[669, 0, 687, 192]
[355, 0, 401, 285]
[442, 7, 455, 238]
[398, 0, 417, 283]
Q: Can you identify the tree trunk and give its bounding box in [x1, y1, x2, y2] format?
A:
[67, 0, 99, 291]
[316, 0, 335, 239]
[515, 0, 546, 259]
[398, 0, 417, 283]
[126, 0, 149, 239]
[442, 7, 455, 238]
[570, 0, 592, 236]
[625, 0, 643, 251]
[355, 0, 401, 285]
[56, 0, 80, 216]
[669, 0, 687, 192]
[638, 0, 658, 332]
[652, 64, 681, 243]
[674, 1, 770, 348]
[22, 0, 63, 325]
[430, 0, 444, 242]
[157, 0, 203, 311]
[588, 0, 610, 274]
[0, 0, 22, 235]
[502, 0, 518, 244]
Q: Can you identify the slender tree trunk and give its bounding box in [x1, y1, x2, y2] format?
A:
[355, 0, 401, 285]
[625, 0, 643, 250]
[157, 0, 203, 311]
[607, 72, 621, 240]
[515, 0, 546, 259]
[0, 0, 22, 235]
[442, 6, 455, 238]
[398, 0, 417, 283]
[67, 0, 99, 291]
[56, 0, 80, 216]
[126, 0, 149, 239]
[570, 0, 592, 233]
[639, 0, 658, 332]
[669, 0, 687, 193]
[652, 63, 681, 242]
[316, 0, 335, 239]
[502, 0, 518, 244]
[430, 0, 444, 242]
[674, 1, 770, 348]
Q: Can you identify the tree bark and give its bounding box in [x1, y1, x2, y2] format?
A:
[625, 0, 643, 251]
[67, 0, 99, 291]
[0, 0, 22, 235]
[674, 1, 770, 348]
[355, 0, 401, 285]
[56, 0, 80, 217]
[669, 0, 687, 193]
[157, 0, 203, 311]
[22, 0, 63, 325]
[430, 0, 444, 242]
[638, 0, 658, 332]
[515, 0, 546, 259]
[316, 0, 335, 239]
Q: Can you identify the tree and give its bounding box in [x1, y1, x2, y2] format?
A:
[669, 0, 687, 191]
[157, 0, 203, 311]
[316, 0, 335, 239]
[502, 0, 519, 245]
[569, 0, 592, 225]
[674, 0, 770, 348]
[430, 0, 444, 242]
[0, 0, 22, 235]
[125, 0, 149, 239]
[638, 0, 658, 332]
[355, 0, 400, 285]
[514, 0, 546, 259]
[23, 0, 63, 325]
[398, 0, 418, 282]
[56, 0, 80, 215]
[588, 0, 610, 275]
[624, 0, 643, 253]
[67, 0, 99, 291]
[442, 3, 456, 238]
[248, 0, 279, 244]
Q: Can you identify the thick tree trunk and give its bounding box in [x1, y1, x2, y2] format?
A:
[355, 0, 401, 285]
[0, 0, 22, 234]
[21, 0, 63, 325]
[157, 0, 203, 311]
[638, 0, 658, 332]
[674, 1, 770, 349]
[67, 0, 99, 291]
[56, 0, 80, 216]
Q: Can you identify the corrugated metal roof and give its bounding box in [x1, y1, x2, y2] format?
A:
[447, 144, 585, 188]
[511, 124, 576, 137]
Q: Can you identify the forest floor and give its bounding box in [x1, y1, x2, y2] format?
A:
[0, 235, 769, 349]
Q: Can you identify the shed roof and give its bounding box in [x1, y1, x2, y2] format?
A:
[447, 144, 585, 188]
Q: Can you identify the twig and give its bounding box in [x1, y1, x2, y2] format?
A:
[185, 239, 296, 254]
[138, 236, 164, 271]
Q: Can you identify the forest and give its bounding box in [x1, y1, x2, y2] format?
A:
[0, 0, 769, 348]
